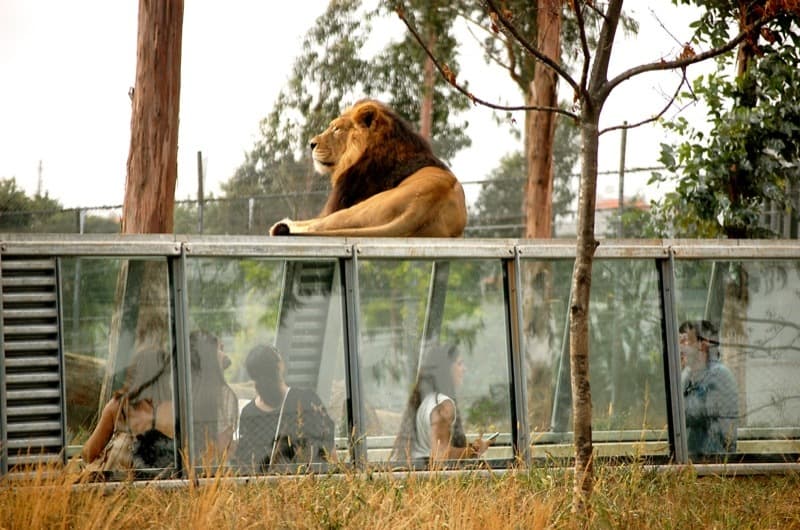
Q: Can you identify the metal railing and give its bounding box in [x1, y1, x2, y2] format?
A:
[2, 234, 799, 478]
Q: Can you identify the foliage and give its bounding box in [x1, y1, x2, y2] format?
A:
[651, 6, 800, 238]
[0, 177, 119, 233]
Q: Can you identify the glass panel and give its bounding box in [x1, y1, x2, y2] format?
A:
[185, 258, 348, 472]
[63, 258, 177, 472]
[521, 259, 669, 460]
[674, 260, 800, 463]
[357, 259, 513, 465]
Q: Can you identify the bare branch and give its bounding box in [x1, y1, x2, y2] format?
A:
[648, 7, 685, 48]
[588, 0, 624, 96]
[460, 14, 523, 87]
[483, 0, 581, 97]
[571, 0, 592, 94]
[602, 10, 783, 98]
[585, 1, 608, 21]
[599, 68, 687, 136]
[395, 7, 579, 120]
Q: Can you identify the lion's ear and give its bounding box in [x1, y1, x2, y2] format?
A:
[353, 103, 382, 129]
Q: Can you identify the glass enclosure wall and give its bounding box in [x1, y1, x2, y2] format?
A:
[356, 259, 513, 465]
[184, 258, 348, 470]
[61, 258, 178, 473]
[674, 259, 800, 463]
[520, 258, 669, 461]
[3, 237, 800, 477]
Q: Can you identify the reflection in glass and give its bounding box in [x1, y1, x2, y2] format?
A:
[358, 259, 513, 463]
[521, 259, 669, 458]
[65, 258, 177, 472]
[188, 330, 238, 464]
[675, 260, 800, 462]
[185, 258, 349, 470]
[234, 344, 336, 471]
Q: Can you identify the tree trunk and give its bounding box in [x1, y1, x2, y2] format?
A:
[123, 0, 184, 234]
[570, 105, 600, 513]
[524, 0, 561, 239]
[103, 1, 184, 412]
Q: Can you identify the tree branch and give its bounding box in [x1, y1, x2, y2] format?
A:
[482, 0, 581, 96]
[599, 68, 687, 136]
[588, 0, 624, 97]
[571, 0, 592, 92]
[395, 7, 579, 120]
[602, 10, 783, 98]
[460, 14, 524, 88]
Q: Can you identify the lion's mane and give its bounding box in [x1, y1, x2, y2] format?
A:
[318, 99, 450, 216]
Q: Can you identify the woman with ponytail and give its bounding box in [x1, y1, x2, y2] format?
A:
[235, 344, 335, 471]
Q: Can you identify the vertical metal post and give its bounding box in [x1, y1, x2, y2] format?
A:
[550, 284, 572, 433]
[341, 247, 366, 466]
[248, 197, 255, 234]
[169, 248, 194, 474]
[418, 261, 450, 369]
[618, 121, 627, 238]
[197, 151, 204, 234]
[660, 250, 688, 464]
[508, 249, 530, 465]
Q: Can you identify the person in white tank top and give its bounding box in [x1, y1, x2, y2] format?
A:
[391, 343, 493, 465]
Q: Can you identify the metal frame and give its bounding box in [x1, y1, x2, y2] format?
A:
[2, 235, 800, 477]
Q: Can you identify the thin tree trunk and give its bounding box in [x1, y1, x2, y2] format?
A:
[571, 106, 600, 513]
[123, 0, 184, 234]
[524, 0, 561, 239]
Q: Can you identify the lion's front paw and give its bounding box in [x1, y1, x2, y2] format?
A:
[269, 219, 292, 236]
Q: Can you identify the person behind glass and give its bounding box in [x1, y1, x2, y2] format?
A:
[679, 319, 739, 459]
[391, 343, 492, 465]
[82, 347, 175, 470]
[188, 330, 239, 463]
[235, 344, 336, 471]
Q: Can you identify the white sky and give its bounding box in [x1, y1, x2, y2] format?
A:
[0, 2, 709, 210]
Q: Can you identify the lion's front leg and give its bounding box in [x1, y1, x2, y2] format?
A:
[269, 217, 320, 236]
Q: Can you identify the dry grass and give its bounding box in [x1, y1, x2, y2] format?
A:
[1, 462, 799, 529]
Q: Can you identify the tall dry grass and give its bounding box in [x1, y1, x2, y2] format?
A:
[1, 462, 799, 529]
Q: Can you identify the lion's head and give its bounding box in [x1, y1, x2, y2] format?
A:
[310, 99, 449, 214]
[310, 99, 392, 177]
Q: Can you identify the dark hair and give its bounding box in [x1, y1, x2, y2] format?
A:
[679, 319, 721, 359]
[391, 343, 466, 461]
[120, 348, 172, 405]
[245, 344, 285, 408]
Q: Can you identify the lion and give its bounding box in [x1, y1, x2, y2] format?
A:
[269, 99, 467, 237]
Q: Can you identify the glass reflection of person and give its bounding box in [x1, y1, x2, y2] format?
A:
[82, 348, 175, 469]
[391, 343, 492, 465]
[188, 330, 239, 463]
[679, 320, 739, 458]
[235, 344, 336, 471]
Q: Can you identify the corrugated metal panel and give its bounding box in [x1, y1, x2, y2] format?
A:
[2, 255, 64, 471]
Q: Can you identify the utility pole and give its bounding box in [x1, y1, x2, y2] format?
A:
[617, 122, 627, 238]
[197, 150, 204, 234]
[36, 160, 43, 197]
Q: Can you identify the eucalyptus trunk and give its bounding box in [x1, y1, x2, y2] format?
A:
[114, 0, 183, 403]
[524, 0, 561, 239]
[123, 0, 184, 234]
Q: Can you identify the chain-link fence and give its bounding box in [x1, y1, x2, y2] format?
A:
[1, 168, 797, 238]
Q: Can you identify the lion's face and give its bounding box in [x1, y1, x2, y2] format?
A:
[310, 101, 384, 176]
